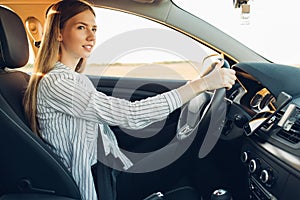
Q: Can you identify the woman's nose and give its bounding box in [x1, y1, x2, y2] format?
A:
[87, 29, 96, 41]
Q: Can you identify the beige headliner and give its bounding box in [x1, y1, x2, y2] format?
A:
[2, 1, 57, 25]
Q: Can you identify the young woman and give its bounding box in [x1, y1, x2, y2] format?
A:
[23, 0, 236, 200]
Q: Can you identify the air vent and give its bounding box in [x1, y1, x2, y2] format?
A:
[276, 105, 300, 145]
[277, 117, 300, 144]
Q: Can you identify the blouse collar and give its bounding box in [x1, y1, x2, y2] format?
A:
[54, 61, 72, 70]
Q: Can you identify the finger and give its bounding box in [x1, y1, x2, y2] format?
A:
[228, 69, 236, 75]
[228, 73, 237, 81]
[223, 69, 236, 80]
[214, 59, 224, 69]
[224, 75, 236, 85]
[229, 78, 236, 85]
[228, 78, 236, 88]
[226, 85, 233, 90]
[223, 68, 235, 75]
[224, 81, 234, 89]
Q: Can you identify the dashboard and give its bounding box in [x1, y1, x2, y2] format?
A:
[225, 62, 300, 200]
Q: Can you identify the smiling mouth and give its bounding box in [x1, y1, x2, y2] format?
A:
[83, 45, 93, 51]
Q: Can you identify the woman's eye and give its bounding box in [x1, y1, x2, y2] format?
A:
[77, 25, 85, 30]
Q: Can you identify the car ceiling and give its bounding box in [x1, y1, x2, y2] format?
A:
[1, 0, 57, 25]
[1, 0, 161, 25]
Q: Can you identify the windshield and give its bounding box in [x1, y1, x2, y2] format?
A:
[173, 0, 300, 66]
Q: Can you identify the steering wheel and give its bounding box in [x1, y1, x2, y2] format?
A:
[176, 58, 230, 157]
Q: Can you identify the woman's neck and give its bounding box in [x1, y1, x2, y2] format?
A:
[58, 57, 80, 71]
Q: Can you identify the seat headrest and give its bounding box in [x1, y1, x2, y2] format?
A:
[0, 6, 29, 69]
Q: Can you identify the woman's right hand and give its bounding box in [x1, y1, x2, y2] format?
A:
[176, 59, 237, 104]
[201, 60, 237, 90]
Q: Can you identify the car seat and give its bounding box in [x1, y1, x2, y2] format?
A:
[0, 5, 81, 200]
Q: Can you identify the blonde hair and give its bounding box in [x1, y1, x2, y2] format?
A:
[23, 0, 95, 136]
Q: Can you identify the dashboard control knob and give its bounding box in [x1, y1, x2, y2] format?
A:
[234, 114, 248, 128]
[260, 169, 273, 184]
[249, 159, 259, 173]
[211, 189, 233, 200]
[241, 151, 249, 163]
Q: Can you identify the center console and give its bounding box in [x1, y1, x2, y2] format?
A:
[241, 101, 300, 200]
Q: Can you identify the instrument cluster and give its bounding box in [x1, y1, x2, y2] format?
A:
[250, 88, 275, 113]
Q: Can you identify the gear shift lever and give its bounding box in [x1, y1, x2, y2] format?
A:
[211, 189, 233, 200]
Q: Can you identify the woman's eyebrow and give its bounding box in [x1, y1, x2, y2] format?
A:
[75, 21, 97, 28]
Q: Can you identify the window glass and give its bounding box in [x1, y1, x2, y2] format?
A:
[86, 7, 218, 80]
[173, 0, 300, 65]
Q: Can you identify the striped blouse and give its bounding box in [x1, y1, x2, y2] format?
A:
[36, 62, 183, 200]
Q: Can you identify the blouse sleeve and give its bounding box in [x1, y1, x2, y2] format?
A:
[40, 72, 183, 130]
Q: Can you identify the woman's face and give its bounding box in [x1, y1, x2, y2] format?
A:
[58, 9, 97, 67]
